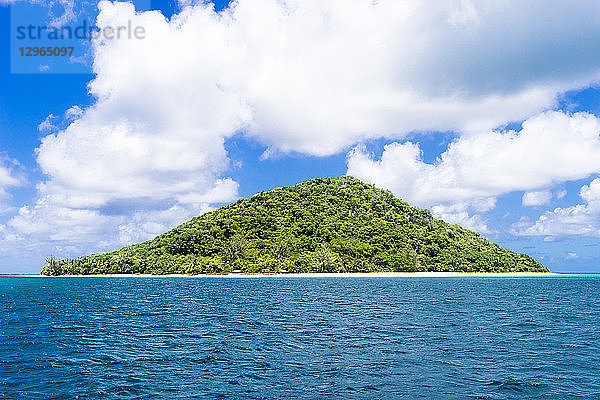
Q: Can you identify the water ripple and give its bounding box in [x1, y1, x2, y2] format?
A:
[1, 276, 600, 399]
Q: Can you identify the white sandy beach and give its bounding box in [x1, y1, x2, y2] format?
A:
[15, 272, 557, 278]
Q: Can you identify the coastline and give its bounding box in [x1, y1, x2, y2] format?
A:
[9, 272, 557, 278]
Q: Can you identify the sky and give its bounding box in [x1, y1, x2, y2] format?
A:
[0, 0, 600, 273]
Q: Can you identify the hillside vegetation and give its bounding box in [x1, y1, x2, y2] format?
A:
[42, 177, 549, 275]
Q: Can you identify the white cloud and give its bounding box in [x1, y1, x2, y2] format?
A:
[177, 0, 199, 9]
[2, 0, 76, 22]
[556, 189, 568, 200]
[62, 0, 600, 157]
[448, 0, 480, 28]
[0, 157, 22, 201]
[38, 114, 57, 133]
[2, 1, 247, 257]
[347, 111, 600, 231]
[7, 0, 600, 263]
[228, 0, 600, 155]
[516, 178, 600, 237]
[348, 112, 600, 207]
[64, 106, 84, 121]
[0, 167, 23, 206]
[47, 0, 76, 27]
[0, 157, 22, 224]
[0, 164, 19, 188]
[522, 190, 552, 207]
[1, 195, 217, 266]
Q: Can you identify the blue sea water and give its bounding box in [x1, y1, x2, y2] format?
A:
[1, 276, 599, 399]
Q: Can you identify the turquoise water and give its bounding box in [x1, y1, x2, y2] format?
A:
[1, 275, 599, 399]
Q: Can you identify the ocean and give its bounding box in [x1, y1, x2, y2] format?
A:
[1, 275, 599, 399]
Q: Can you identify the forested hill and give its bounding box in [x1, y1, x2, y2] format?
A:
[41, 176, 549, 275]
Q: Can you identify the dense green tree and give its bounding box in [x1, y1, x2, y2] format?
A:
[41, 177, 549, 275]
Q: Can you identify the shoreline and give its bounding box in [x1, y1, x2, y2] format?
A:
[6, 272, 558, 278]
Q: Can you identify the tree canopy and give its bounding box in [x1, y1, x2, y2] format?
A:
[41, 176, 549, 275]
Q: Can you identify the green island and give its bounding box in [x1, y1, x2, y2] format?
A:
[41, 176, 549, 275]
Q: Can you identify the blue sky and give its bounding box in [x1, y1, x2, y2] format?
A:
[1, 0, 600, 273]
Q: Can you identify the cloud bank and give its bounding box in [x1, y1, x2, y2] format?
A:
[67, 0, 600, 155]
[0, 157, 21, 203]
[347, 112, 600, 229]
[4, 0, 600, 264]
[516, 178, 600, 237]
[522, 190, 553, 207]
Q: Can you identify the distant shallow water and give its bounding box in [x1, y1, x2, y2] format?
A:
[1, 276, 599, 399]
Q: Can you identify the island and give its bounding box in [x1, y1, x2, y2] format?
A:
[41, 176, 549, 275]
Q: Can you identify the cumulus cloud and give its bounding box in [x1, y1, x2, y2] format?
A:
[349, 112, 600, 206]
[0, 157, 22, 201]
[522, 190, 553, 207]
[516, 178, 600, 237]
[38, 114, 57, 133]
[347, 111, 600, 229]
[59, 0, 600, 156]
[7, 0, 600, 260]
[2, 1, 246, 255]
[6, 197, 217, 248]
[64, 106, 84, 121]
[0, 157, 23, 225]
[556, 189, 568, 200]
[229, 0, 600, 155]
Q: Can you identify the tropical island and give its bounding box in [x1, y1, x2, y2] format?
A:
[41, 177, 549, 275]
